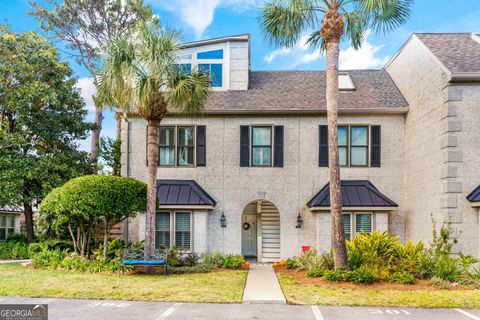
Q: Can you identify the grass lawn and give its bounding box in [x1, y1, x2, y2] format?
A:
[277, 269, 480, 308]
[0, 264, 247, 303]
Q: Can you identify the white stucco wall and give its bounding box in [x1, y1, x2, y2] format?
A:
[121, 113, 406, 258]
[387, 36, 480, 256]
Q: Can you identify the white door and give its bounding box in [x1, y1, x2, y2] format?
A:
[242, 215, 257, 257]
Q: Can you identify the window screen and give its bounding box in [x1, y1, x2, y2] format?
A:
[343, 213, 351, 241]
[175, 212, 191, 250]
[155, 212, 171, 249]
[355, 213, 372, 234]
[251, 127, 272, 166]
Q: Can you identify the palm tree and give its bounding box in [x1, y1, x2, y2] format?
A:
[260, 0, 412, 268]
[98, 23, 211, 254]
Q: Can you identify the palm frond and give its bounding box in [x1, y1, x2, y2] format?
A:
[167, 68, 212, 118]
[342, 11, 368, 50]
[305, 30, 327, 52]
[260, 0, 320, 48]
[354, 0, 413, 34]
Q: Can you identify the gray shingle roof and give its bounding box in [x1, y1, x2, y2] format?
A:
[204, 70, 407, 114]
[307, 180, 398, 208]
[467, 185, 480, 203]
[415, 33, 480, 74]
[0, 205, 23, 213]
[156, 180, 216, 206]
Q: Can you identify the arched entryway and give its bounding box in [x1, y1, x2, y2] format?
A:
[241, 199, 280, 263]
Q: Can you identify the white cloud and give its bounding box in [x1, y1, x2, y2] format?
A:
[152, 0, 263, 39]
[76, 77, 97, 112]
[264, 47, 292, 63]
[263, 33, 324, 66]
[339, 31, 390, 70]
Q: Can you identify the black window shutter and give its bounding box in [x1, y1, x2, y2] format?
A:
[196, 125, 206, 167]
[371, 125, 381, 167]
[240, 126, 250, 167]
[273, 126, 284, 167]
[319, 125, 328, 167]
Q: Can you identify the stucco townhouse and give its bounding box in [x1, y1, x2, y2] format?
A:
[118, 32, 480, 263]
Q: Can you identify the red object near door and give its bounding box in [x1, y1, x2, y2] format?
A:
[302, 245, 310, 252]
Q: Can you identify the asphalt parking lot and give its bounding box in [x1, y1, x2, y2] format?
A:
[1, 297, 479, 320]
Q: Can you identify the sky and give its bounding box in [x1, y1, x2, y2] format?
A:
[1, 0, 480, 151]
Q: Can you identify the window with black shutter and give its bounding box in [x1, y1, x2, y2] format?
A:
[240, 125, 284, 167]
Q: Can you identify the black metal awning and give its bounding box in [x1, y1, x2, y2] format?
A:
[156, 180, 216, 207]
[467, 185, 480, 203]
[307, 180, 398, 208]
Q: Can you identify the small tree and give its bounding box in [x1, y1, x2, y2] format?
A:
[40, 175, 146, 258]
[0, 25, 94, 242]
[30, 0, 158, 170]
[98, 23, 211, 254]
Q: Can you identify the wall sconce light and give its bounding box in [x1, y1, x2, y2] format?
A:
[220, 212, 227, 228]
[295, 213, 304, 229]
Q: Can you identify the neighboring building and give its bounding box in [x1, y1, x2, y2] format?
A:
[120, 33, 480, 262]
[0, 206, 23, 241]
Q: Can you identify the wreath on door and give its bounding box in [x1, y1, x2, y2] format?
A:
[242, 222, 251, 230]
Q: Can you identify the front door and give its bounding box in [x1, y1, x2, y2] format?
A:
[242, 215, 257, 257]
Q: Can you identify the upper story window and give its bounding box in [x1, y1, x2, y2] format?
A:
[0, 214, 15, 241]
[197, 49, 223, 59]
[251, 126, 272, 166]
[338, 126, 369, 167]
[240, 125, 284, 168]
[198, 63, 222, 87]
[177, 48, 224, 88]
[159, 126, 195, 166]
[319, 124, 381, 168]
[174, 63, 192, 75]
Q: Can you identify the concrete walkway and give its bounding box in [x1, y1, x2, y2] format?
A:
[242, 264, 286, 304]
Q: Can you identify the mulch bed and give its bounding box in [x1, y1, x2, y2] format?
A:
[274, 266, 476, 291]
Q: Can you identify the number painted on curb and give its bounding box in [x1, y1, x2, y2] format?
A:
[87, 301, 130, 308]
[369, 309, 411, 315]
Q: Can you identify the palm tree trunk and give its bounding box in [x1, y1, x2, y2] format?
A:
[145, 120, 160, 255]
[326, 39, 348, 269]
[90, 99, 103, 173]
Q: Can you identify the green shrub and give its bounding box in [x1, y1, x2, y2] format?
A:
[31, 244, 67, 269]
[29, 240, 73, 254]
[0, 241, 30, 259]
[431, 276, 452, 289]
[391, 271, 416, 284]
[181, 252, 200, 267]
[201, 251, 225, 268]
[93, 239, 144, 261]
[307, 267, 324, 278]
[222, 254, 244, 269]
[287, 250, 333, 271]
[324, 269, 349, 282]
[286, 258, 298, 269]
[167, 263, 212, 274]
[348, 268, 376, 284]
[435, 257, 461, 282]
[6, 233, 28, 243]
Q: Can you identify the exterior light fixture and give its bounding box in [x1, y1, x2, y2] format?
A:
[295, 213, 303, 229]
[220, 212, 227, 228]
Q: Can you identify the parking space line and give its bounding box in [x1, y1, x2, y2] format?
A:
[156, 303, 181, 320]
[456, 309, 480, 320]
[311, 306, 324, 320]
